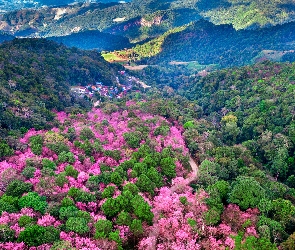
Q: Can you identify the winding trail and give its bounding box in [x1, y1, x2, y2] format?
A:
[147, 156, 199, 249]
[188, 156, 199, 182]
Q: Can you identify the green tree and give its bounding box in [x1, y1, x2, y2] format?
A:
[17, 225, 60, 246]
[0, 225, 15, 242]
[228, 176, 266, 210]
[110, 172, 123, 186]
[6, 180, 32, 197]
[136, 174, 156, 195]
[18, 192, 48, 214]
[66, 217, 89, 234]
[94, 219, 112, 239]
[160, 157, 176, 179]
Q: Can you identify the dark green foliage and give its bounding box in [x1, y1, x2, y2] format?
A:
[123, 183, 139, 196]
[47, 142, 70, 154]
[110, 172, 123, 186]
[0, 195, 19, 214]
[18, 192, 48, 214]
[65, 217, 89, 234]
[0, 38, 123, 136]
[94, 219, 113, 239]
[65, 165, 78, 179]
[102, 186, 115, 199]
[130, 219, 143, 236]
[61, 197, 75, 207]
[146, 167, 163, 188]
[234, 233, 277, 250]
[22, 166, 36, 179]
[59, 206, 79, 221]
[5, 180, 32, 197]
[179, 196, 188, 205]
[136, 174, 156, 195]
[160, 157, 176, 179]
[123, 132, 142, 148]
[0, 141, 14, 158]
[55, 172, 68, 187]
[58, 152, 75, 164]
[108, 230, 123, 250]
[102, 198, 121, 218]
[116, 211, 132, 226]
[120, 159, 136, 171]
[29, 135, 43, 155]
[0, 225, 15, 242]
[154, 125, 170, 136]
[18, 215, 36, 227]
[228, 176, 266, 210]
[67, 187, 96, 203]
[17, 225, 60, 246]
[79, 127, 95, 140]
[131, 195, 153, 225]
[104, 150, 122, 161]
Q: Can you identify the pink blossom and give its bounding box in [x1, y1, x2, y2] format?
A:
[37, 214, 61, 227]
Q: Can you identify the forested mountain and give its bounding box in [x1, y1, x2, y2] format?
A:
[0, 38, 123, 137]
[122, 19, 295, 68]
[1, 0, 295, 55]
[48, 30, 132, 51]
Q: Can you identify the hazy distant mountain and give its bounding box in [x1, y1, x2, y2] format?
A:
[1, 0, 295, 54]
[130, 19, 295, 68]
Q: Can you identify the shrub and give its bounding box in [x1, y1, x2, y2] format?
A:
[123, 132, 142, 148]
[65, 165, 79, 179]
[0, 225, 15, 242]
[22, 167, 36, 179]
[41, 158, 57, 170]
[5, 180, 32, 197]
[0, 195, 19, 214]
[18, 192, 48, 214]
[17, 225, 60, 246]
[102, 186, 115, 199]
[79, 127, 95, 140]
[58, 151, 75, 164]
[29, 135, 43, 155]
[68, 188, 96, 203]
[18, 215, 36, 227]
[55, 172, 68, 187]
[61, 197, 75, 207]
[116, 211, 132, 226]
[94, 219, 112, 239]
[0, 141, 14, 158]
[59, 206, 79, 221]
[65, 217, 89, 234]
[154, 125, 170, 136]
[47, 142, 70, 154]
[104, 150, 122, 161]
[110, 172, 123, 186]
[228, 176, 266, 210]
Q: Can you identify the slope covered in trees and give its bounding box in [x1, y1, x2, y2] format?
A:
[0, 38, 123, 137]
[126, 19, 295, 68]
[0, 101, 285, 249]
[48, 31, 132, 51]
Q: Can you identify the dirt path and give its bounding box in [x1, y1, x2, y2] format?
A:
[147, 156, 199, 248]
[189, 156, 199, 178]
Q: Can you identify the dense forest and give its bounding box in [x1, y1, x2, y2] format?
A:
[1, 1, 295, 249]
[0, 38, 123, 137]
[48, 31, 132, 51]
[121, 19, 295, 68]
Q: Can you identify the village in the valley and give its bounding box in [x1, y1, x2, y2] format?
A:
[70, 70, 151, 106]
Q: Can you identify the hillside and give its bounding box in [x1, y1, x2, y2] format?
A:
[0, 38, 123, 137]
[123, 19, 295, 68]
[48, 30, 132, 51]
[0, 101, 283, 249]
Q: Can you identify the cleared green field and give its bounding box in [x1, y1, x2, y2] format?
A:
[102, 53, 123, 62]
